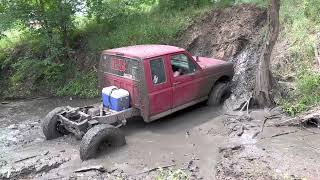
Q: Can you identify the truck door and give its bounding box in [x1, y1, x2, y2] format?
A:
[169, 53, 201, 108]
[144, 56, 173, 116]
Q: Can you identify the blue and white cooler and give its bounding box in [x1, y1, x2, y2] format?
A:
[102, 86, 130, 111]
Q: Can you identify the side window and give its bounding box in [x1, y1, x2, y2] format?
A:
[171, 54, 196, 77]
[150, 58, 166, 85]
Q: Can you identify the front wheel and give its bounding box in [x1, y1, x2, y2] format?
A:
[80, 124, 126, 160]
[42, 107, 68, 140]
[207, 82, 231, 106]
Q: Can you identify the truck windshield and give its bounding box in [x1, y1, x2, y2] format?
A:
[100, 54, 139, 80]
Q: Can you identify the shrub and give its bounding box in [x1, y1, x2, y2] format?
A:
[5, 59, 66, 97]
[57, 71, 99, 98]
[155, 168, 189, 180]
[282, 70, 320, 116]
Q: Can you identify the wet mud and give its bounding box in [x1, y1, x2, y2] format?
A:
[1, 98, 319, 179]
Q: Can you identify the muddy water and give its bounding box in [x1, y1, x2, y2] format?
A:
[0, 97, 99, 128]
[0, 98, 227, 179]
[1, 98, 320, 179]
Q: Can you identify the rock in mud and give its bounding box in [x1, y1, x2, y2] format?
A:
[7, 124, 18, 130]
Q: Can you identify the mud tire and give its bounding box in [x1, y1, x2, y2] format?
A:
[80, 124, 126, 160]
[42, 107, 67, 140]
[207, 82, 231, 106]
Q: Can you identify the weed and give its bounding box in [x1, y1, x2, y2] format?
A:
[155, 168, 189, 180]
[57, 71, 99, 98]
[282, 70, 320, 116]
[278, 0, 320, 115]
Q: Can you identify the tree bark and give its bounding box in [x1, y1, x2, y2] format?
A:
[253, 0, 280, 107]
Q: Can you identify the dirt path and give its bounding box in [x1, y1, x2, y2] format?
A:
[1, 98, 320, 179]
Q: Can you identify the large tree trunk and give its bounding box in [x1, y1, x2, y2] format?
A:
[253, 0, 280, 107]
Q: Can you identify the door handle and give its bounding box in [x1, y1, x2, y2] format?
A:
[173, 82, 181, 86]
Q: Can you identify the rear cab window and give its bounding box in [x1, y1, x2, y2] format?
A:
[100, 54, 139, 80]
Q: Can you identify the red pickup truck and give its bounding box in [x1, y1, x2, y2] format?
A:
[100, 44, 234, 122]
[42, 44, 234, 160]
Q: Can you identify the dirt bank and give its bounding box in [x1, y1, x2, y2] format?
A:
[176, 4, 267, 110]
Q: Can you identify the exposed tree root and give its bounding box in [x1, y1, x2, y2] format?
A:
[273, 107, 320, 127]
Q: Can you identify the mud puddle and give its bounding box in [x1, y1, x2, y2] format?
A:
[1, 98, 320, 179]
[0, 98, 227, 179]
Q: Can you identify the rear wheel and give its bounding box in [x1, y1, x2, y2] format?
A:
[42, 107, 68, 140]
[80, 124, 126, 160]
[207, 82, 231, 106]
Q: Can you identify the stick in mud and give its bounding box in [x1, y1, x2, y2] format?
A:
[74, 165, 105, 173]
[261, 130, 299, 139]
[137, 164, 176, 175]
[252, 117, 268, 139]
[14, 155, 37, 163]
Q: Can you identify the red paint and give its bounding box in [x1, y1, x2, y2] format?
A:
[103, 44, 185, 59]
[144, 55, 173, 115]
[101, 45, 234, 122]
[111, 58, 126, 72]
[193, 56, 226, 69]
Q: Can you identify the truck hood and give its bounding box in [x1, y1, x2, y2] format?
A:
[193, 56, 226, 69]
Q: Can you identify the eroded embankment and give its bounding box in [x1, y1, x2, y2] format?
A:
[176, 4, 267, 110]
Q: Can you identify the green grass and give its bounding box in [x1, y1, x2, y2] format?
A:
[4, 59, 67, 97]
[282, 70, 320, 116]
[80, 5, 212, 53]
[155, 168, 189, 180]
[278, 0, 320, 115]
[57, 71, 99, 98]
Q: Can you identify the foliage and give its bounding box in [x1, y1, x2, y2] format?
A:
[0, 0, 82, 60]
[282, 70, 320, 116]
[86, 0, 156, 23]
[0, 0, 215, 98]
[303, 0, 320, 24]
[57, 71, 99, 98]
[234, 0, 267, 7]
[155, 168, 189, 180]
[5, 59, 66, 97]
[158, 0, 212, 10]
[103, 7, 209, 48]
[277, 0, 320, 115]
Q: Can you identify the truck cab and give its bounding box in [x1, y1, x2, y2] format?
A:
[99, 44, 234, 122]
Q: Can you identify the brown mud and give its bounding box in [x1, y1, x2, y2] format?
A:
[0, 98, 226, 179]
[1, 98, 319, 180]
[176, 4, 267, 110]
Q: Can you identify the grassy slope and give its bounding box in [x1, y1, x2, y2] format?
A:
[279, 0, 320, 115]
